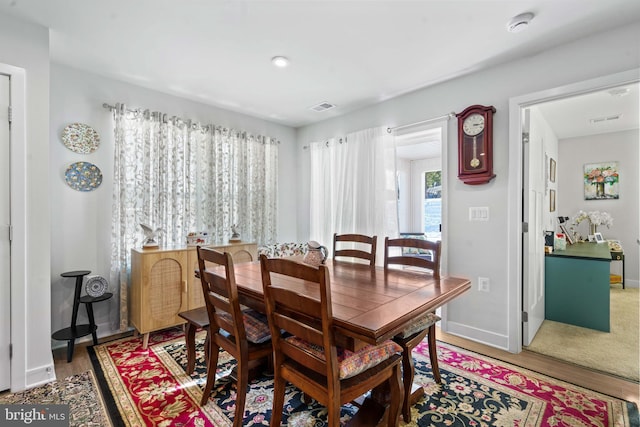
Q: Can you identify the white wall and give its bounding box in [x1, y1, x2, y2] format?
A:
[558, 129, 639, 286]
[49, 63, 298, 346]
[296, 22, 640, 349]
[0, 13, 53, 389]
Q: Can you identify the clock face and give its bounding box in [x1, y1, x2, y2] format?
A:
[463, 114, 485, 136]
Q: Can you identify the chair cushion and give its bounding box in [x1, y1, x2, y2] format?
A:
[218, 309, 271, 344]
[284, 336, 401, 379]
[396, 312, 440, 339]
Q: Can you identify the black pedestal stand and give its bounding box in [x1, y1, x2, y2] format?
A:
[52, 270, 112, 362]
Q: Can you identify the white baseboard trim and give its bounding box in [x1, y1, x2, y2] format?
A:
[443, 320, 511, 353]
[25, 363, 56, 390]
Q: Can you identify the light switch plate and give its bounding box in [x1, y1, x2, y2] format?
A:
[469, 207, 489, 221]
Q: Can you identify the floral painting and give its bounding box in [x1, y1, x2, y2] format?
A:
[584, 162, 619, 200]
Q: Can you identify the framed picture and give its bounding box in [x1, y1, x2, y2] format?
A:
[594, 232, 605, 243]
[549, 189, 556, 212]
[559, 224, 574, 244]
[549, 158, 556, 183]
[584, 161, 619, 200]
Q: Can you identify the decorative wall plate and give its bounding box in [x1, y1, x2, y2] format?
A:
[62, 123, 101, 154]
[85, 275, 108, 298]
[65, 161, 103, 191]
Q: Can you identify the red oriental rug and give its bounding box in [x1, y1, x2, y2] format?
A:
[89, 328, 639, 426]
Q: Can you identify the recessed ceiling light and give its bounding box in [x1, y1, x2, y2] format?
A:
[271, 56, 290, 68]
[506, 12, 534, 33]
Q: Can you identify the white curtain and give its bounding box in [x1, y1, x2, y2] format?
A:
[309, 126, 398, 265]
[110, 104, 278, 330]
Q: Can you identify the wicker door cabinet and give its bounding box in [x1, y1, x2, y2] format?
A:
[131, 242, 257, 348]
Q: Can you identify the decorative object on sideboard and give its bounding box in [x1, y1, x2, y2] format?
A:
[140, 223, 162, 248]
[584, 162, 619, 200]
[229, 224, 242, 242]
[186, 231, 209, 246]
[62, 122, 101, 154]
[64, 161, 103, 191]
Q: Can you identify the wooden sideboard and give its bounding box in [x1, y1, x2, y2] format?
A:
[130, 242, 257, 347]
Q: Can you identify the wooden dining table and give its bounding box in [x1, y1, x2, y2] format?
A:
[231, 257, 471, 349]
[227, 257, 471, 418]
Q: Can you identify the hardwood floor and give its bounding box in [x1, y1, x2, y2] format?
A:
[50, 329, 639, 408]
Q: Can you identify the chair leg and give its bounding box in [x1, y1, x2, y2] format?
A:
[233, 357, 249, 427]
[200, 343, 220, 406]
[203, 329, 210, 369]
[388, 362, 403, 427]
[270, 375, 286, 427]
[327, 397, 342, 427]
[427, 325, 441, 384]
[184, 322, 197, 374]
[399, 341, 415, 423]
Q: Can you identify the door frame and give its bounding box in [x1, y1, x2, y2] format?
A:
[0, 63, 27, 391]
[507, 68, 639, 353]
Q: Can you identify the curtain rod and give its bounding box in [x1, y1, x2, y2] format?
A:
[102, 102, 280, 144]
[387, 112, 456, 133]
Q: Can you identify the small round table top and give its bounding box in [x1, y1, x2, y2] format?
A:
[61, 270, 91, 278]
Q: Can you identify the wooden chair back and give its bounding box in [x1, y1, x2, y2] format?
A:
[384, 237, 441, 278]
[332, 233, 377, 266]
[259, 255, 338, 379]
[197, 246, 247, 344]
[259, 254, 403, 426]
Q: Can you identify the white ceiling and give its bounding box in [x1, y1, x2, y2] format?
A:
[535, 82, 640, 140]
[1, 0, 639, 131]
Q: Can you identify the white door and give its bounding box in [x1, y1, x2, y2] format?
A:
[0, 74, 10, 391]
[522, 108, 545, 346]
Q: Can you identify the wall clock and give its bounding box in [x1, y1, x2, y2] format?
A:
[456, 105, 496, 185]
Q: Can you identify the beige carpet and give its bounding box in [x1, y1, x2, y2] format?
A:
[525, 286, 639, 382]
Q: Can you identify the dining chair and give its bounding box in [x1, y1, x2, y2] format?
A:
[197, 247, 272, 426]
[259, 254, 403, 427]
[384, 236, 442, 422]
[332, 233, 377, 266]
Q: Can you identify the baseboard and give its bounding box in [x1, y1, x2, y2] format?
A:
[619, 279, 638, 289]
[443, 320, 510, 352]
[25, 362, 56, 389]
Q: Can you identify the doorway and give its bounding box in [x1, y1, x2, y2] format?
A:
[508, 69, 639, 354]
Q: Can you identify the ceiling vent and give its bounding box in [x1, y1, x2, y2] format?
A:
[310, 101, 336, 112]
[589, 114, 622, 124]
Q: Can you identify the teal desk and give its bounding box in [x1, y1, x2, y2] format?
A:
[545, 242, 611, 332]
